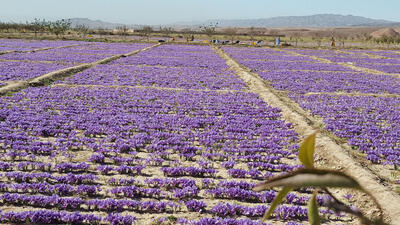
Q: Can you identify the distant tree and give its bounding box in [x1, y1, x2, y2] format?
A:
[376, 35, 397, 47]
[74, 24, 89, 37]
[200, 22, 218, 39]
[159, 26, 175, 37]
[0, 22, 22, 33]
[29, 18, 47, 37]
[47, 19, 71, 37]
[181, 28, 192, 33]
[223, 28, 237, 43]
[290, 32, 301, 47]
[311, 31, 324, 47]
[96, 27, 109, 36]
[336, 33, 348, 47]
[249, 26, 262, 41]
[268, 29, 279, 36]
[362, 33, 372, 42]
[116, 25, 129, 37]
[139, 26, 153, 41]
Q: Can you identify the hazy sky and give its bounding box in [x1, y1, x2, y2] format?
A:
[1, 0, 399, 25]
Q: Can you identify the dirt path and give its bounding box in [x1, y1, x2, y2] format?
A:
[213, 45, 400, 224]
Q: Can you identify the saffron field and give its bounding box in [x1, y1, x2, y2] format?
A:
[0, 39, 399, 224]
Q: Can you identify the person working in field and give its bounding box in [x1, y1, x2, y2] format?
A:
[331, 36, 336, 47]
[275, 37, 281, 46]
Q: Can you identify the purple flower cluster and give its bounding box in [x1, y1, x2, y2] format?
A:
[0, 84, 304, 222]
[185, 200, 207, 212]
[174, 186, 200, 199]
[0, 42, 356, 223]
[206, 187, 275, 203]
[161, 166, 217, 177]
[0, 210, 101, 224]
[289, 48, 400, 74]
[0, 43, 150, 63]
[112, 44, 230, 69]
[60, 44, 246, 90]
[110, 185, 166, 199]
[223, 47, 352, 72]
[0, 182, 101, 196]
[4, 171, 97, 184]
[178, 217, 272, 225]
[258, 70, 400, 94]
[210, 202, 318, 221]
[0, 39, 85, 51]
[291, 94, 400, 165]
[104, 213, 136, 225]
[0, 61, 72, 80]
[355, 63, 400, 74]
[55, 162, 90, 173]
[0, 41, 151, 82]
[223, 46, 400, 168]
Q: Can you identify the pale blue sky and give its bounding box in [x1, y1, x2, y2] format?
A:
[1, 0, 399, 25]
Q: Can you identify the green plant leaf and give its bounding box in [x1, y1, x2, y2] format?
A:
[254, 168, 361, 191]
[308, 191, 321, 225]
[298, 131, 317, 168]
[262, 186, 293, 221]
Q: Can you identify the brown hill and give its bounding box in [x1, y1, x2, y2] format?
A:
[394, 27, 400, 34]
[370, 28, 400, 38]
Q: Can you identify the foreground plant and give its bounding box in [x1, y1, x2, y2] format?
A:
[254, 131, 387, 225]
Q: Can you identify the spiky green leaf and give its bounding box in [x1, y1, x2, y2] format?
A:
[308, 191, 321, 225]
[254, 169, 361, 191]
[262, 186, 293, 221]
[298, 132, 317, 168]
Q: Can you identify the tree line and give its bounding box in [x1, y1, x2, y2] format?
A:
[0, 19, 75, 37]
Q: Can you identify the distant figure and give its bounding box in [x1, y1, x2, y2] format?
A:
[190, 35, 194, 41]
[331, 37, 336, 48]
[275, 37, 281, 46]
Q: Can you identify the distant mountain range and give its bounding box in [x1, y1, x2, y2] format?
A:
[69, 14, 400, 29]
[69, 18, 139, 29]
[175, 14, 400, 28]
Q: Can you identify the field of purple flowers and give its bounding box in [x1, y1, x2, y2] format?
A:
[1, 39, 399, 224]
[223, 46, 400, 186]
